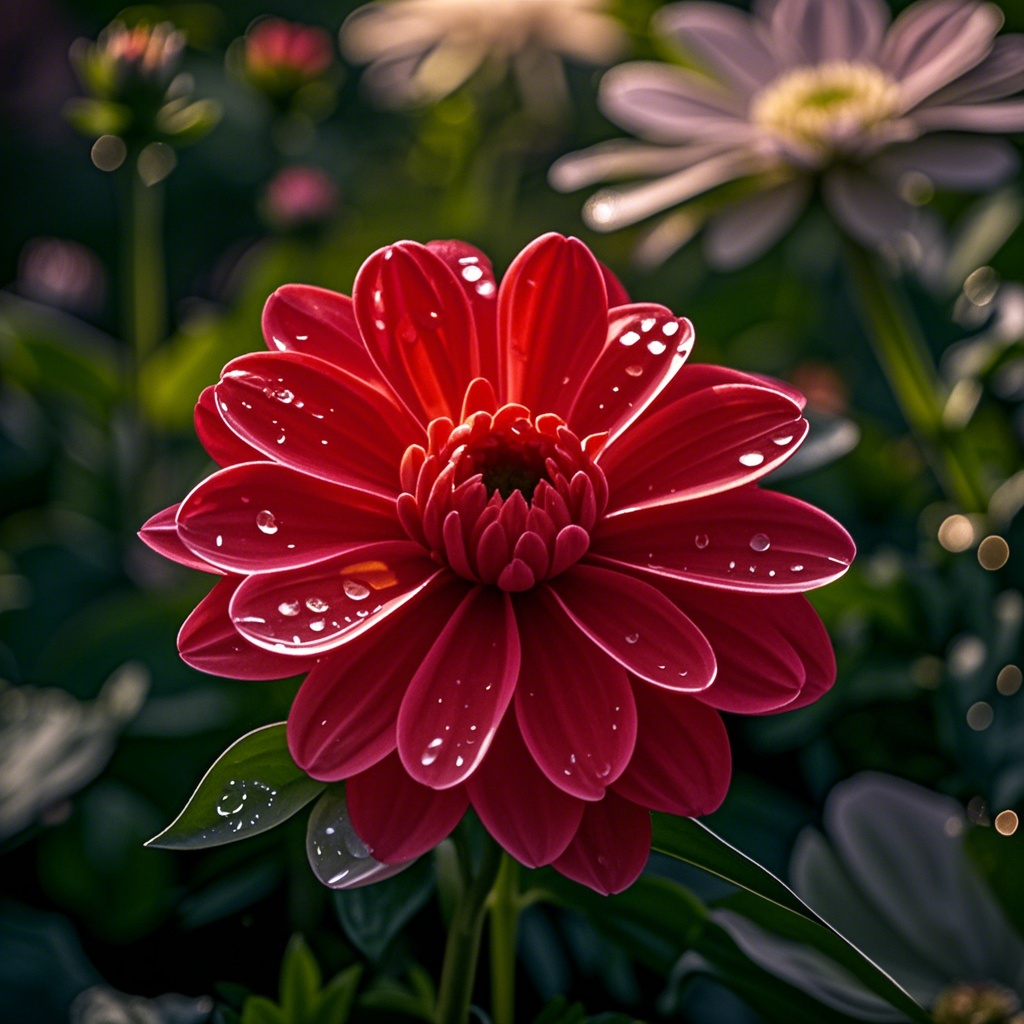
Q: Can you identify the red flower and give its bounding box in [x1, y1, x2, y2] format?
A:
[141, 234, 853, 894]
[243, 18, 333, 95]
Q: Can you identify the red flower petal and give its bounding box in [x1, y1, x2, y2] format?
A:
[229, 540, 443, 655]
[552, 791, 651, 895]
[139, 503, 222, 574]
[195, 386, 262, 467]
[177, 462, 399, 573]
[262, 284, 380, 382]
[426, 240, 499, 385]
[215, 351, 420, 497]
[498, 233, 608, 415]
[665, 581, 836, 714]
[397, 586, 521, 789]
[514, 590, 637, 800]
[569, 303, 694, 445]
[599, 262, 631, 308]
[353, 241, 478, 424]
[600, 383, 808, 513]
[655, 363, 808, 411]
[549, 564, 716, 692]
[178, 577, 319, 679]
[591, 488, 855, 593]
[347, 752, 469, 862]
[612, 686, 730, 816]
[467, 715, 585, 867]
[289, 576, 470, 780]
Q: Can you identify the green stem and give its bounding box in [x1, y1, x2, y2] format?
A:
[435, 836, 503, 1024]
[844, 242, 988, 512]
[488, 854, 519, 1024]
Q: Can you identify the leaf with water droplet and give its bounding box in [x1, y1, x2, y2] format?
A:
[146, 723, 324, 849]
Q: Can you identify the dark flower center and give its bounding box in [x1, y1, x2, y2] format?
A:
[467, 422, 554, 502]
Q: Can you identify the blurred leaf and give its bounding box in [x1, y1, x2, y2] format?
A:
[146, 722, 324, 849]
[280, 935, 321, 1023]
[241, 996, 286, 1024]
[157, 97, 222, 145]
[63, 98, 131, 138]
[964, 824, 1024, 943]
[311, 965, 362, 1024]
[533, 997, 584, 1024]
[652, 817, 931, 1023]
[332, 856, 434, 962]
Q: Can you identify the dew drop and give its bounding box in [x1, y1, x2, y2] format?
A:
[270, 388, 294, 404]
[640, 318, 656, 332]
[421, 737, 443, 766]
[647, 339, 667, 356]
[309, 619, 326, 632]
[276, 433, 286, 445]
[750, 533, 771, 552]
[663, 321, 680, 336]
[625, 632, 639, 644]
[739, 452, 765, 467]
[306, 597, 329, 612]
[625, 364, 643, 377]
[256, 510, 278, 534]
[343, 580, 371, 601]
[619, 330, 640, 347]
[772, 433, 794, 446]
[695, 533, 709, 549]
[278, 601, 300, 617]
[461, 265, 483, 282]
[790, 564, 804, 572]
[216, 783, 247, 818]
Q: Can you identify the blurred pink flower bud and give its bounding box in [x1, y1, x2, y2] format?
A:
[243, 18, 334, 97]
[262, 166, 339, 229]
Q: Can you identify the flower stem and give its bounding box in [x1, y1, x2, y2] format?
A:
[488, 854, 519, 1024]
[844, 242, 988, 512]
[434, 834, 503, 1024]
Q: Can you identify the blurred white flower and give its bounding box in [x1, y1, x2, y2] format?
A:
[551, 0, 1024, 268]
[340, 0, 626, 108]
[674, 774, 1024, 1022]
[0, 664, 148, 841]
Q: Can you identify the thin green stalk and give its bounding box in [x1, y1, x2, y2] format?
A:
[488, 854, 519, 1024]
[844, 242, 988, 512]
[435, 836, 504, 1024]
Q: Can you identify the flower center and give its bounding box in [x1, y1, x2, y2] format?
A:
[751, 60, 900, 156]
[396, 383, 607, 592]
[932, 982, 1024, 1024]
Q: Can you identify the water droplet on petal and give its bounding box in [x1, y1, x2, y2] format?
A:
[695, 533, 709, 549]
[309, 619, 326, 632]
[790, 564, 804, 572]
[647, 339, 667, 356]
[270, 388, 294, 404]
[256, 510, 278, 534]
[750, 533, 771, 552]
[625, 632, 639, 644]
[625, 364, 643, 377]
[278, 601, 300, 617]
[343, 580, 371, 600]
[619, 331, 640, 347]
[305, 597, 329, 612]
[772, 433, 794, 446]
[739, 452, 765, 467]
[421, 737, 444, 766]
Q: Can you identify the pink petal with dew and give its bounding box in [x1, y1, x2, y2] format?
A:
[215, 351, 419, 497]
[426, 240, 500, 386]
[591, 487, 855, 594]
[139, 503, 223, 574]
[653, 3, 778, 97]
[262, 284, 380, 383]
[552, 791, 651, 895]
[703, 178, 812, 270]
[599, 63, 748, 143]
[660, 579, 835, 714]
[767, 0, 890, 64]
[600, 383, 807, 513]
[548, 565, 716, 692]
[353, 241, 479, 425]
[228, 540, 443, 655]
[288, 575, 470, 780]
[468, 715, 585, 867]
[347, 752, 469, 863]
[871, 134, 1019, 191]
[498, 233, 608, 416]
[514, 589, 637, 801]
[177, 461, 400, 573]
[195, 386, 263, 468]
[882, 0, 1002, 110]
[397, 587, 520, 789]
[612, 686, 730, 816]
[177, 577, 319, 679]
[653, 363, 807, 411]
[568, 303, 694, 447]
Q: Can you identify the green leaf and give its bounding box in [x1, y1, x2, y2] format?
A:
[652, 816, 931, 1024]
[146, 723, 324, 850]
[63, 97, 131, 138]
[241, 996, 286, 1024]
[333, 856, 434, 961]
[279, 935, 321, 1023]
[312, 965, 363, 1024]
